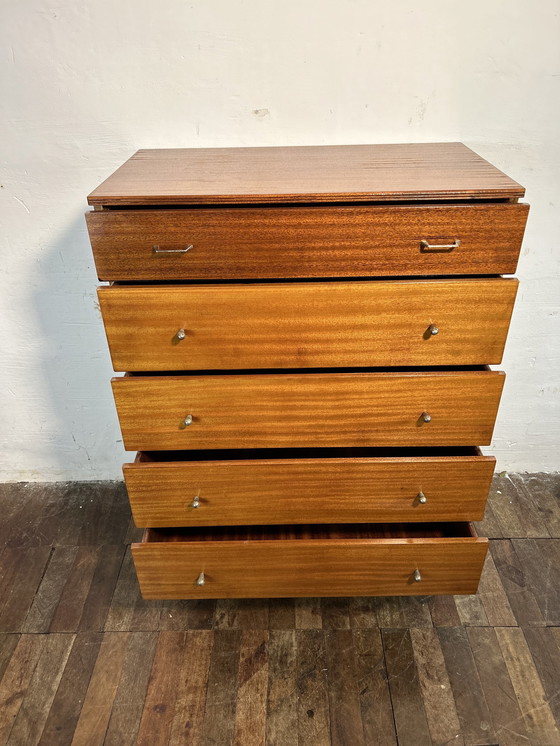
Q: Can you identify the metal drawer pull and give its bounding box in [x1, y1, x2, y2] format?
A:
[413, 569, 422, 582]
[417, 491, 427, 504]
[181, 414, 193, 428]
[176, 328, 186, 341]
[196, 572, 205, 586]
[152, 244, 193, 254]
[428, 324, 439, 336]
[420, 239, 460, 252]
[421, 411, 432, 423]
[191, 496, 200, 509]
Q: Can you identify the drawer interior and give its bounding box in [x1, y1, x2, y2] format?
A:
[142, 521, 477, 544]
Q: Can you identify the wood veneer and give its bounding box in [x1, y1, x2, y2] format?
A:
[124, 447, 495, 527]
[85, 142, 525, 599]
[87, 202, 528, 280]
[87, 143, 525, 206]
[132, 522, 488, 599]
[112, 368, 505, 451]
[99, 278, 518, 371]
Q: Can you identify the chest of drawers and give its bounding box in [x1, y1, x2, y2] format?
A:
[86, 143, 527, 599]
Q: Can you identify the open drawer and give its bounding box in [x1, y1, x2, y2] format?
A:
[132, 522, 488, 599]
[124, 447, 495, 527]
[112, 367, 505, 451]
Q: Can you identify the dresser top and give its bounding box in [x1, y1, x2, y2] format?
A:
[87, 142, 524, 207]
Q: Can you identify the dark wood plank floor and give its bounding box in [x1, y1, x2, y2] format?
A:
[0, 474, 559, 746]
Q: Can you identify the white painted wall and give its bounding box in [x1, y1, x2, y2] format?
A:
[1, 0, 559, 480]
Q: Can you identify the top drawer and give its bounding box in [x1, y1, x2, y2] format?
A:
[87, 203, 529, 281]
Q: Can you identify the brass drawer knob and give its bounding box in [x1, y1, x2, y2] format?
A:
[413, 569, 422, 582]
[417, 491, 427, 504]
[196, 572, 205, 586]
[421, 411, 432, 423]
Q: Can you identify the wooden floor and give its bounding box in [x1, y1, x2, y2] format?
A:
[0, 474, 559, 746]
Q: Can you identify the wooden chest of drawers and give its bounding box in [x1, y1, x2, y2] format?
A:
[86, 143, 527, 599]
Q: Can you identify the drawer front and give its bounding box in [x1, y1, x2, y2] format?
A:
[124, 451, 495, 527]
[132, 533, 488, 599]
[112, 370, 505, 451]
[87, 203, 528, 280]
[99, 279, 517, 371]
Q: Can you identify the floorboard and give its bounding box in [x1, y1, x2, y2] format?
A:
[0, 473, 558, 745]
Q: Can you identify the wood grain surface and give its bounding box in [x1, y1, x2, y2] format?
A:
[384, 629, 432, 745]
[87, 202, 528, 280]
[1, 477, 559, 745]
[99, 279, 518, 371]
[87, 143, 525, 206]
[124, 449, 495, 527]
[111, 369, 505, 451]
[131, 523, 488, 599]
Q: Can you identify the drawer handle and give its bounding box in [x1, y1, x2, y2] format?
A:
[175, 328, 187, 341]
[413, 569, 422, 582]
[421, 411, 432, 423]
[180, 414, 193, 428]
[152, 244, 193, 254]
[427, 324, 439, 336]
[420, 239, 461, 252]
[196, 572, 205, 586]
[190, 496, 200, 509]
[417, 491, 427, 504]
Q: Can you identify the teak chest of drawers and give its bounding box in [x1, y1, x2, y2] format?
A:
[86, 143, 527, 599]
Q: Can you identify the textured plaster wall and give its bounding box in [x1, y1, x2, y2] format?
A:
[1, 0, 559, 479]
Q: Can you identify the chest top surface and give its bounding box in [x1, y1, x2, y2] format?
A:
[87, 142, 524, 207]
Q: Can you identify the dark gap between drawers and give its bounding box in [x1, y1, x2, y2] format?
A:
[97, 197, 515, 211]
[107, 274, 505, 286]
[143, 522, 475, 543]
[137, 446, 483, 462]
[124, 365, 491, 377]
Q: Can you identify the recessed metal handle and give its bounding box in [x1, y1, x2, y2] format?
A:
[420, 239, 461, 253]
[413, 569, 422, 582]
[417, 491, 427, 504]
[421, 411, 432, 423]
[191, 496, 200, 509]
[196, 572, 205, 586]
[182, 414, 193, 427]
[153, 244, 193, 254]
